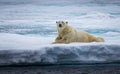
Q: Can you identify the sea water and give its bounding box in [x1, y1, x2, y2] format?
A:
[0, 0, 120, 65]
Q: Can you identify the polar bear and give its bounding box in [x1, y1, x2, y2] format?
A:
[53, 21, 104, 44]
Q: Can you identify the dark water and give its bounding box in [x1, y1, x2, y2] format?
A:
[0, 65, 120, 74]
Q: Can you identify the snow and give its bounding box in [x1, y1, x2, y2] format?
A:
[0, 33, 54, 49]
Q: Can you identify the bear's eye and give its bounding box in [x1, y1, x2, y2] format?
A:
[62, 21, 64, 23]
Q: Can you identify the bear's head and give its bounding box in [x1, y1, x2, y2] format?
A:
[56, 21, 68, 30]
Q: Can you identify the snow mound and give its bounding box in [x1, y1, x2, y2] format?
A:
[0, 44, 120, 66]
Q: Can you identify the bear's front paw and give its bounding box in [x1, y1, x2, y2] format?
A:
[52, 42, 55, 44]
[56, 36, 62, 40]
[52, 42, 58, 44]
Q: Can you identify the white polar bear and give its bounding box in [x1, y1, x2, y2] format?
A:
[53, 21, 104, 44]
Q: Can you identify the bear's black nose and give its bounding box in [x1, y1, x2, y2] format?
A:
[59, 24, 62, 27]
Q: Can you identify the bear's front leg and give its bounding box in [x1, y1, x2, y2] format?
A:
[52, 37, 67, 44]
[52, 36, 62, 44]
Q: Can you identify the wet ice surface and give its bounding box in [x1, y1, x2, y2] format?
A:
[0, 0, 120, 65]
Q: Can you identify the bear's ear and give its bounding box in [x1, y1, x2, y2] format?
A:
[66, 21, 68, 24]
[56, 21, 58, 23]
